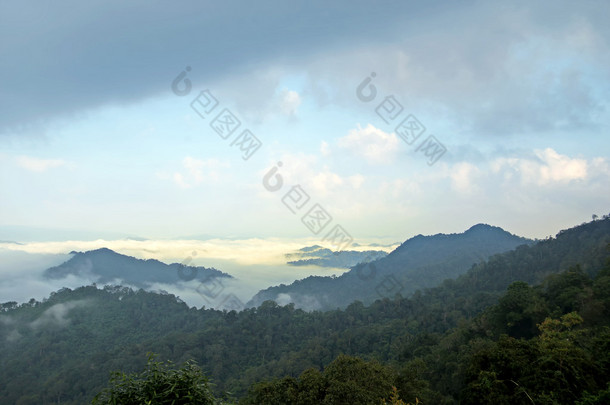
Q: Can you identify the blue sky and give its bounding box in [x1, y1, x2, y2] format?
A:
[1, 0, 609, 247]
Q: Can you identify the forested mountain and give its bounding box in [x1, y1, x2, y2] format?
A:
[249, 224, 532, 310]
[44, 247, 231, 287]
[1, 218, 608, 404]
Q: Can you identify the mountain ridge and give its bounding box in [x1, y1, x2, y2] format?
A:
[248, 223, 532, 309]
[286, 245, 388, 268]
[44, 247, 231, 288]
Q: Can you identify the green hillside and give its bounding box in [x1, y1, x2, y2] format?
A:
[0, 218, 608, 404]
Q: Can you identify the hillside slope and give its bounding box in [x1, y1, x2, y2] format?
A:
[248, 224, 532, 310]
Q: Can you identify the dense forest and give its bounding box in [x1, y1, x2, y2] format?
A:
[0, 218, 609, 404]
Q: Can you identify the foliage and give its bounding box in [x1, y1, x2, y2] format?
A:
[92, 353, 216, 405]
[242, 355, 395, 404]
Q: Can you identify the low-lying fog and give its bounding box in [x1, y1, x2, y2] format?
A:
[0, 238, 398, 309]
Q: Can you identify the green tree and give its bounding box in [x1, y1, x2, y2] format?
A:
[323, 355, 395, 404]
[92, 353, 216, 404]
[242, 355, 396, 404]
[577, 383, 610, 405]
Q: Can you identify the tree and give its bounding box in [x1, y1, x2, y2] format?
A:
[577, 383, 610, 405]
[242, 355, 396, 404]
[492, 281, 546, 338]
[323, 355, 395, 404]
[92, 353, 216, 404]
[462, 312, 601, 404]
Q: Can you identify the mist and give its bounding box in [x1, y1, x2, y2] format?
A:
[0, 249, 78, 304]
[0, 242, 360, 310]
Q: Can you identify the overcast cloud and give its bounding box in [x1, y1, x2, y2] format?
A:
[3, 1, 608, 137]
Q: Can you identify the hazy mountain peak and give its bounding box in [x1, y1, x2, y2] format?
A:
[249, 223, 533, 310]
[45, 248, 231, 288]
[298, 245, 324, 252]
[465, 223, 513, 234]
[466, 223, 494, 231]
[393, 224, 527, 253]
[286, 245, 388, 268]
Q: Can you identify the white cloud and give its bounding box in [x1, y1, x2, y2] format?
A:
[275, 292, 322, 310]
[29, 300, 90, 329]
[310, 170, 344, 196]
[591, 157, 610, 176]
[172, 156, 230, 188]
[275, 293, 292, 306]
[536, 148, 588, 183]
[16, 156, 68, 172]
[492, 148, 590, 185]
[338, 124, 400, 164]
[348, 174, 365, 189]
[450, 162, 481, 194]
[279, 89, 301, 116]
[261, 152, 353, 198]
[320, 140, 330, 157]
[173, 172, 190, 189]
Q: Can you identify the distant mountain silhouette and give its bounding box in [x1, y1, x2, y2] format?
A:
[286, 245, 388, 268]
[248, 224, 532, 310]
[44, 248, 231, 287]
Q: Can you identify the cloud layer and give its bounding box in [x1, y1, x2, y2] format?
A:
[1, 0, 436, 134]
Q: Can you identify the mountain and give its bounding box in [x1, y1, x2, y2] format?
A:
[248, 224, 532, 310]
[0, 218, 608, 404]
[44, 248, 231, 287]
[286, 245, 388, 268]
[0, 240, 22, 245]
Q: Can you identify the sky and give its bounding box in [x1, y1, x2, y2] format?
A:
[0, 1, 609, 303]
